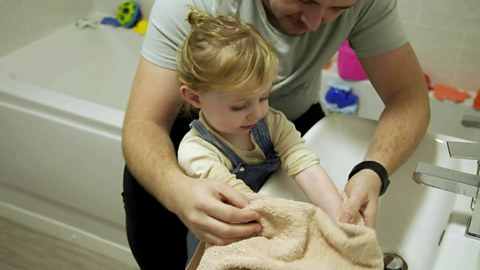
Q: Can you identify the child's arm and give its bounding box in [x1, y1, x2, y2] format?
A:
[294, 164, 343, 221]
[267, 108, 342, 220]
[178, 135, 254, 194]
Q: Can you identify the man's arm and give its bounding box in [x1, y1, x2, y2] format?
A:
[339, 42, 430, 227]
[122, 57, 260, 245]
[122, 57, 184, 209]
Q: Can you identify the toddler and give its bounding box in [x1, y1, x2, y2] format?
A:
[176, 7, 343, 265]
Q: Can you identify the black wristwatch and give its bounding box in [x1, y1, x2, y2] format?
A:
[348, 161, 390, 196]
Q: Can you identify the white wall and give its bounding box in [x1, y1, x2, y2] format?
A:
[95, 0, 480, 93]
[398, 0, 480, 92]
[95, 0, 155, 20]
[0, 0, 94, 59]
[2, 0, 478, 93]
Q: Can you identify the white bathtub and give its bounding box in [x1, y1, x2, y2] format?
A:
[0, 23, 143, 266]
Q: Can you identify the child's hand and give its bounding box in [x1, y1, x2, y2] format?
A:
[173, 177, 262, 245]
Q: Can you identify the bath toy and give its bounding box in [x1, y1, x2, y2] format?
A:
[424, 74, 433, 90]
[101, 17, 121, 27]
[338, 40, 368, 81]
[133, 20, 148, 34]
[321, 80, 359, 115]
[325, 80, 358, 108]
[116, 1, 142, 28]
[473, 89, 480, 110]
[432, 84, 471, 103]
[75, 19, 97, 29]
[323, 60, 331, 70]
[321, 97, 358, 115]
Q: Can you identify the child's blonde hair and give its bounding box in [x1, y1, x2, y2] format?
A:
[177, 6, 278, 116]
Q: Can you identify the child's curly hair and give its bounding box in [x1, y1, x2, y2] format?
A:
[177, 6, 278, 117]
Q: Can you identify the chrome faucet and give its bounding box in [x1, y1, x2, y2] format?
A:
[412, 141, 480, 239]
[462, 114, 480, 129]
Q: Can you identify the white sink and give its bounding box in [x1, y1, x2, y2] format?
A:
[434, 195, 480, 270]
[259, 114, 478, 270]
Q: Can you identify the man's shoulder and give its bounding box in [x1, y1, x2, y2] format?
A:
[347, 0, 400, 20]
[336, 0, 395, 22]
[205, 0, 242, 16]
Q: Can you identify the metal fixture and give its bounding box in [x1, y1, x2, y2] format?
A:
[462, 114, 480, 129]
[383, 253, 407, 270]
[412, 141, 480, 239]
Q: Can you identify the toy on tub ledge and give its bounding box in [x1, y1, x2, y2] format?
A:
[117, 1, 142, 28]
[100, 1, 148, 34]
[473, 89, 480, 110]
[100, 17, 121, 27]
[320, 80, 359, 115]
[76, 19, 97, 29]
[424, 73, 434, 90]
[133, 20, 148, 34]
[432, 84, 471, 103]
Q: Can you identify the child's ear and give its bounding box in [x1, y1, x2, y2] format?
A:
[180, 85, 201, 108]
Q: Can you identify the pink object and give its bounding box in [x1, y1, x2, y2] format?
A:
[338, 41, 368, 81]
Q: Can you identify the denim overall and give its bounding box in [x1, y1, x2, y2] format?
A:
[185, 118, 281, 266]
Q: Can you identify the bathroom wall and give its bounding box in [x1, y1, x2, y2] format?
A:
[0, 0, 94, 59]
[398, 0, 480, 92]
[2, 0, 477, 92]
[95, 0, 155, 20]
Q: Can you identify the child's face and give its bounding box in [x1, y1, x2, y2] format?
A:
[200, 79, 273, 137]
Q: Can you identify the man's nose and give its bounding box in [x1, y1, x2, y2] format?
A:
[301, 7, 324, 31]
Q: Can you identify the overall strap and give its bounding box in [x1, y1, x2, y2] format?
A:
[251, 118, 274, 157]
[189, 120, 245, 166]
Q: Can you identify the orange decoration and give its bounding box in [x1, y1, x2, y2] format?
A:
[473, 89, 480, 110]
[432, 84, 471, 103]
[323, 60, 331, 70]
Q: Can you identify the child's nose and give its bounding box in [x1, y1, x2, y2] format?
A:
[247, 106, 263, 121]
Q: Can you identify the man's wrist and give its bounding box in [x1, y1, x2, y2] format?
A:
[354, 169, 382, 194]
[348, 161, 390, 196]
[154, 171, 191, 213]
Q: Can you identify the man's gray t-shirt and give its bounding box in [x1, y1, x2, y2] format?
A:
[142, 0, 408, 121]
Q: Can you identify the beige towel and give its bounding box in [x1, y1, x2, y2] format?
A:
[187, 193, 384, 270]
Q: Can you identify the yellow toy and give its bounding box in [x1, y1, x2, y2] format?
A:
[133, 20, 148, 35]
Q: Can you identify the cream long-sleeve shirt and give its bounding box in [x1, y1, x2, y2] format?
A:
[178, 108, 320, 194]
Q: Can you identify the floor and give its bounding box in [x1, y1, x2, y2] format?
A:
[0, 217, 139, 270]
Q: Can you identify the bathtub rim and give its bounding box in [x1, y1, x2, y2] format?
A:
[0, 77, 124, 139]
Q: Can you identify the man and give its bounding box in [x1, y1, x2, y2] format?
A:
[122, 0, 430, 269]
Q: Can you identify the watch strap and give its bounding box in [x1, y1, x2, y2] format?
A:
[348, 161, 390, 196]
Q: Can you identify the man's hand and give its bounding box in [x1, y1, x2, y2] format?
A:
[339, 169, 382, 228]
[173, 177, 262, 245]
